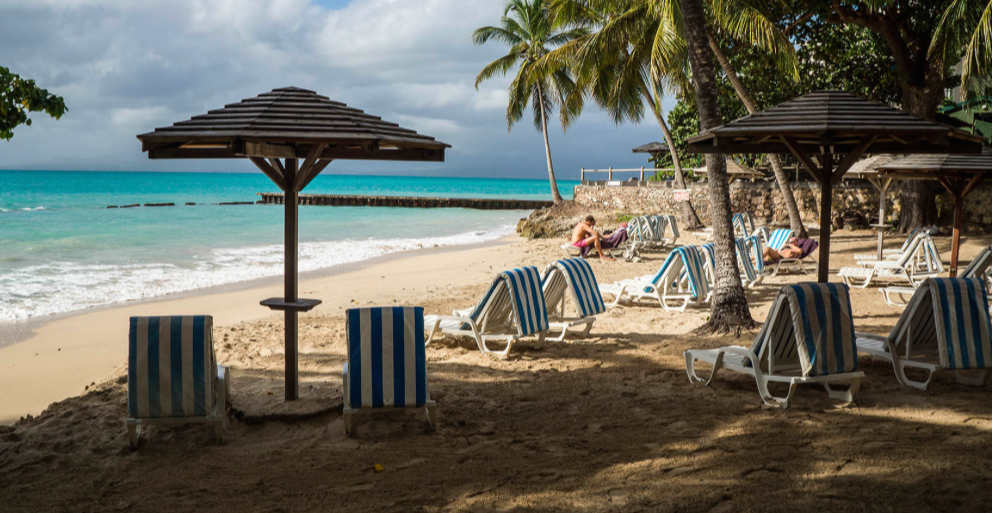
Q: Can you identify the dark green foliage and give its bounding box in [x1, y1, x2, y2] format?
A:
[0, 66, 66, 141]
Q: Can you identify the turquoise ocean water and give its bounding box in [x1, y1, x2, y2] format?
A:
[0, 170, 575, 323]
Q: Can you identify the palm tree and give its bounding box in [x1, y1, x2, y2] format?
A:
[932, 0, 992, 99]
[547, 0, 705, 229]
[474, 0, 586, 205]
[679, 0, 756, 331]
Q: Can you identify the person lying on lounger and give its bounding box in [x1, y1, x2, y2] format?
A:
[571, 216, 615, 261]
[763, 237, 816, 264]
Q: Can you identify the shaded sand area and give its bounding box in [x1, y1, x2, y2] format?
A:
[3, 230, 992, 512]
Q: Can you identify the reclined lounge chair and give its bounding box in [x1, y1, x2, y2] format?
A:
[685, 283, 863, 408]
[599, 245, 709, 312]
[542, 258, 606, 341]
[857, 277, 992, 390]
[425, 267, 549, 359]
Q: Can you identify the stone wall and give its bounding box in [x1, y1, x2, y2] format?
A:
[573, 180, 992, 230]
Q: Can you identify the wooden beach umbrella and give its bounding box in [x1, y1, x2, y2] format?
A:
[878, 149, 992, 276]
[687, 90, 983, 283]
[137, 87, 450, 401]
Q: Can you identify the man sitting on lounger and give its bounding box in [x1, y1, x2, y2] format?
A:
[763, 237, 817, 264]
[572, 216, 615, 261]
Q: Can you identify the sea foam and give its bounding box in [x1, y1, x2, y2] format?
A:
[0, 225, 515, 322]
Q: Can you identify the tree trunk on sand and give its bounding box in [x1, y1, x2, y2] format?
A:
[707, 35, 807, 237]
[682, 0, 755, 333]
[897, 83, 944, 233]
[640, 79, 704, 230]
[536, 82, 564, 205]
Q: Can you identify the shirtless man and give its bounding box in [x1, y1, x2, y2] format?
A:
[763, 237, 802, 264]
[571, 215, 615, 261]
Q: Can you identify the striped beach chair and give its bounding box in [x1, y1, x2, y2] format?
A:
[839, 231, 931, 288]
[126, 316, 230, 448]
[765, 228, 794, 252]
[343, 306, 436, 435]
[854, 227, 923, 262]
[858, 278, 992, 389]
[600, 245, 709, 312]
[542, 258, 606, 341]
[685, 283, 864, 408]
[731, 213, 748, 238]
[661, 214, 680, 246]
[734, 237, 763, 288]
[425, 267, 549, 359]
[700, 242, 717, 288]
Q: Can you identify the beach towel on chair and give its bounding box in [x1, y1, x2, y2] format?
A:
[467, 267, 549, 337]
[766, 229, 794, 252]
[346, 306, 428, 409]
[735, 237, 759, 284]
[545, 258, 606, 317]
[128, 316, 215, 419]
[760, 283, 858, 377]
[674, 245, 708, 299]
[925, 278, 992, 369]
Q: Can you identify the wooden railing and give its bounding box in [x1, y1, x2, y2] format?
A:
[579, 167, 677, 183]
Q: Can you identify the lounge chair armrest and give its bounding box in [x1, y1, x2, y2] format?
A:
[451, 308, 474, 317]
[714, 345, 760, 365]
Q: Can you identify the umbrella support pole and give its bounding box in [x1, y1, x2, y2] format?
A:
[285, 184, 299, 401]
[818, 181, 832, 283]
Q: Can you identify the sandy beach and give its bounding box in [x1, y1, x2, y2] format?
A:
[2, 230, 992, 512]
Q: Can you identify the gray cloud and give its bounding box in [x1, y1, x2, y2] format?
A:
[0, 0, 672, 179]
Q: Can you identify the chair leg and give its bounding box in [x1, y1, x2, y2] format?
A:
[214, 418, 225, 442]
[823, 378, 861, 403]
[893, 359, 935, 390]
[343, 409, 353, 436]
[127, 422, 140, 450]
[581, 320, 594, 337]
[426, 401, 437, 432]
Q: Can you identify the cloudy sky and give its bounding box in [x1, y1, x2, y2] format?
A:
[0, 0, 674, 180]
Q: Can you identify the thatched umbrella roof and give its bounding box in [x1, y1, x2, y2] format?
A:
[632, 142, 670, 154]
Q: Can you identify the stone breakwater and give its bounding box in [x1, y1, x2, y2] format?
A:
[573, 181, 992, 230]
[257, 193, 553, 211]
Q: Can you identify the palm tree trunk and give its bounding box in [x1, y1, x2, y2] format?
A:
[639, 78, 704, 230]
[707, 34, 807, 238]
[536, 82, 564, 205]
[681, 0, 755, 333]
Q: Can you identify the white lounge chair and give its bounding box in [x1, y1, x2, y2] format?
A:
[838, 232, 933, 288]
[760, 228, 813, 276]
[126, 315, 231, 448]
[599, 245, 709, 312]
[661, 214, 680, 247]
[857, 278, 992, 390]
[541, 258, 606, 341]
[425, 267, 549, 359]
[854, 227, 923, 262]
[685, 283, 864, 408]
[735, 236, 763, 288]
[880, 236, 949, 307]
[343, 306, 437, 435]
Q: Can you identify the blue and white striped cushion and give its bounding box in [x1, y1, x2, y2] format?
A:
[782, 283, 858, 377]
[747, 235, 766, 274]
[547, 258, 605, 317]
[346, 306, 426, 409]
[922, 237, 944, 273]
[470, 267, 549, 337]
[128, 316, 215, 419]
[732, 214, 747, 237]
[930, 278, 992, 370]
[767, 229, 795, 252]
[677, 245, 709, 299]
[734, 237, 758, 284]
[663, 214, 679, 239]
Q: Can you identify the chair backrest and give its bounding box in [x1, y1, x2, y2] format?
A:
[740, 212, 756, 234]
[961, 245, 992, 279]
[900, 227, 923, 252]
[894, 232, 928, 267]
[732, 213, 747, 238]
[754, 226, 770, 246]
[921, 236, 944, 273]
[676, 245, 709, 299]
[630, 217, 647, 243]
[543, 258, 606, 318]
[346, 306, 427, 409]
[751, 283, 858, 377]
[748, 235, 766, 274]
[767, 228, 795, 252]
[128, 316, 215, 419]
[734, 237, 758, 284]
[700, 243, 717, 286]
[468, 267, 549, 337]
[662, 214, 680, 240]
[890, 278, 992, 370]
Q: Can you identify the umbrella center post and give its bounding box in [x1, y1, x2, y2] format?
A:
[285, 181, 299, 401]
